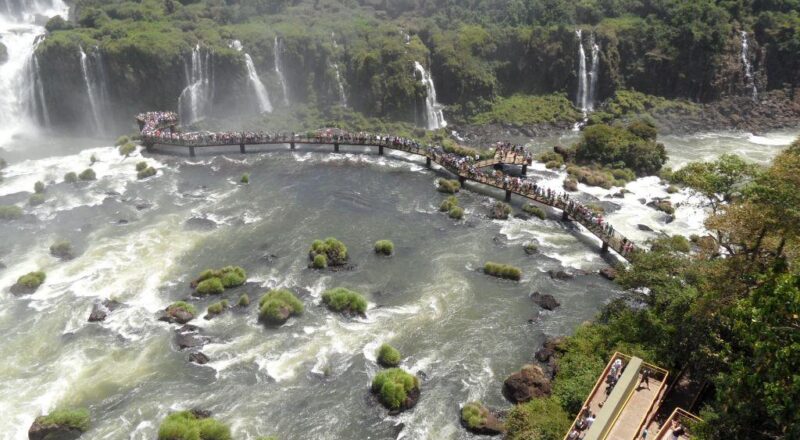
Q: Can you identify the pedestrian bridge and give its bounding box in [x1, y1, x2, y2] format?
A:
[137, 112, 637, 258]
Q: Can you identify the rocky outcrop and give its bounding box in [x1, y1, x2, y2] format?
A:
[599, 267, 618, 281]
[174, 325, 208, 350]
[28, 422, 83, 440]
[188, 352, 210, 365]
[530, 292, 560, 311]
[88, 299, 121, 322]
[502, 364, 552, 403]
[548, 270, 574, 281]
[460, 402, 505, 436]
[158, 304, 195, 324]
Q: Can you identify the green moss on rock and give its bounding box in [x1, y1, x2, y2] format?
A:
[440, 195, 459, 212]
[78, 168, 96, 181]
[0, 205, 22, 220]
[374, 240, 394, 256]
[484, 262, 522, 281]
[321, 287, 367, 316]
[11, 271, 46, 294]
[309, 237, 348, 267]
[28, 193, 45, 206]
[258, 289, 304, 325]
[64, 172, 78, 183]
[119, 142, 136, 157]
[522, 204, 546, 220]
[196, 278, 224, 295]
[33, 407, 90, 433]
[371, 368, 420, 411]
[50, 240, 74, 259]
[377, 343, 401, 368]
[238, 293, 250, 307]
[448, 206, 464, 220]
[157, 410, 231, 440]
[437, 178, 461, 194]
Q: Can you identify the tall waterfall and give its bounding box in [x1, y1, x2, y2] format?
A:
[230, 39, 272, 114]
[0, 0, 67, 144]
[273, 36, 290, 106]
[413, 61, 447, 130]
[740, 31, 758, 100]
[575, 30, 600, 114]
[331, 34, 347, 107]
[79, 46, 107, 133]
[178, 44, 214, 124]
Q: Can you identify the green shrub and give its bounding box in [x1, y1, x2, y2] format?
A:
[157, 411, 231, 440]
[195, 278, 224, 295]
[64, 172, 78, 183]
[651, 235, 691, 253]
[448, 206, 464, 220]
[377, 343, 401, 367]
[16, 271, 46, 289]
[35, 408, 90, 432]
[115, 135, 130, 146]
[136, 161, 148, 172]
[167, 301, 196, 316]
[321, 287, 367, 315]
[439, 195, 459, 212]
[258, 289, 304, 325]
[309, 237, 348, 266]
[563, 178, 578, 192]
[484, 262, 522, 281]
[34, 180, 45, 193]
[219, 267, 246, 287]
[137, 167, 157, 179]
[538, 151, 565, 167]
[471, 94, 582, 126]
[238, 294, 250, 307]
[50, 240, 73, 259]
[240, 173, 249, 184]
[78, 168, 96, 181]
[206, 300, 229, 317]
[119, 142, 136, 157]
[28, 193, 45, 206]
[437, 178, 461, 194]
[89, 154, 97, 165]
[374, 240, 394, 256]
[371, 368, 419, 410]
[522, 204, 546, 220]
[0, 205, 22, 220]
[461, 402, 488, 430]
[505, 397, 571, 440]
[524, 242, 538, 254]
[573, 121, 667, 176]
[312, 254, 328, 269]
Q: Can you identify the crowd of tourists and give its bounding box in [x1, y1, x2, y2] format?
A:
[136, 112, 634, 255]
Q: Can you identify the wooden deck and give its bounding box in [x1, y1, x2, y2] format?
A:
[652, 408, 701, 440]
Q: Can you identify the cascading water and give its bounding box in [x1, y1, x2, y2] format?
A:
[230, 39, 272, 114]
[588, 35, 599, 112]
[576, 30, 588, 113]
[330, 34, 347, 107]
[273, 36, 290, 106]
[79, 46, 105, 133]
[178, 44, 214, 124]
[413, 61, 447, 131]
[740, 31, 758, 101]
[0, 0, 67, 144]
[574, 30, 600, 129]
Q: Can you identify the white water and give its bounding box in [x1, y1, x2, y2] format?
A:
[79, 47, 105, 133]
[273, 36, 290, 106]
[575, 30, 599, 115]
[331, 34, 347, 107]
[740, 31, 757, 101]
[178, 45, 213, 124]
[0, 0, 67, 146]
[588, 35, 599, 112]
[230, 39, 272, 114]
[413, 61, 446, 131]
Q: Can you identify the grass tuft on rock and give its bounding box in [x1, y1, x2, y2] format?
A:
[439, 195, 459, 212]
[461, 402, 488, 430]
[136, 161, 148, 172]
[238, 293, 250, 307]
[321, 287, 367, 316]
[167, 301, 197, 316]
[118, 142, 136, 157]
[374, 240, 394, 256]
[34, 180, 45, 194]
[448, 206, 464, 220]
[258, 289, 304, 325]
[137, 166, 157, 179]
[371, 368, 420, 411]
[64, 172, 78, 183]
[484, 262, 522, 281]
[78, 168, 96, 181]
[157, 410, 232, 440]
[206, 300, 229, 318]
[377, 343, 401, 368]
[522, 204, 546, 220]
[16, 271, 46, 289]
[309, 237, 348, 267]
[196, 277, 225, 295]
[35, 407, 90, 432]
[437, 178, 461, 194]
[194, 266, 247, 295]
[312, 254, 328, 269]
[115, 135, 130, 146]
[50, 240, 73, 259]
[240, 173, 249, 184]
[28, 193, 45, 206]
[0, 205, 22, 220]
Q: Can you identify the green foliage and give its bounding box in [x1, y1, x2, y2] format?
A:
[240, 173, 249, 184]
[78, 168, 96, 181]
[115, 135, 130, 146]
[238, 293, 250, 307]
[471, 94, 581, 126]
[64, 172, 78, 183]
[157, 411, 231, 440]
[50, 240, 73, 258]
[206, 300, 228, 316]
[602, 90, 699, 120]
[523, 204, 545, 220]
[45, 15, 73, 32]
[312, 254, 327, 269]
[119, 142, 136, 157]
[321, 287, 367, 315]
[437, 179, 461, 194]
[505, 397, 571, 440]
[34, 180, 45, 194]
[566, 164, 630, 189]
[538, 151, 565, 169]
[258, 289, 303, 324]
[461, 402, 488, 430]
[309, 237, 348, 266]
[28, 193, 45, 206]
[574, 121, 667, 176]
[167, 301, 197, 316]
[670, 154, 761, 212]
[16, 271, 46, 289]
[35, 408, 90, 432]
[195, 266, 246, 294]
[371, 368, 419, 410]
[439, 195, 459, 212]
[136, 161, 148, 172]
[484, 262, 521, 281]
[651, 235, 691, 253]
[563, 178, 578, 192]
[195, 278, 224, 295]
[377, 343, 401, 367]
[0, 205, 22, 220]
[448, 206, 464, 220]
[137, 166, 157, 179]
[374, 240, 394, 256]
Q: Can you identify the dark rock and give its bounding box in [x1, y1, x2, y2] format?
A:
[158, 305, 195, 325]
[530, 292, 560, 310]
[189, 352, 210, 365]
[535, 347, 555, 363]
[184, 216, 217, 231]
[599, 267, 618, 281]
[638, 198, 647, 204]
[542, 336, 567, 353]
[638, 224, 655, 232]
[116, 219, 129, 225]
[612, 191, 626, 198]
[547, 270, 573, 281]
[460, 403, 505, 436]
[665, 214, 676, 224]
[28, 421, 83, 440]
[189, 409, 211, 419]
[88, 299, 121, 322]
[502, 364, 552, 403]
[10, 283, 38, 295]
[175, 331, 208, 350]
[135, 203, 152, 211]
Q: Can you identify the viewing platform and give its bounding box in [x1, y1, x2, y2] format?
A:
[136, 112, 638, 259]
[651, 408, 700, 440]
[564, 353, 669, 440]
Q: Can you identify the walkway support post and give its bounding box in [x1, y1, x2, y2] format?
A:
[562, 210, 569, 221]
[521, 164, 527, 176]
[505, 190, 512, 202]
[379, 145, 384, 155]
[601, 242, 609, 254]
[290, 141, 295, 150]
[334, 142, 340, 153]
[459, 176, 466, 186]
[189, 146, 196, 158]
[240, 143, 246, 154]
[426, 157, 431, 168]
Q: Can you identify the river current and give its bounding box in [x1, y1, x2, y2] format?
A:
[0, 127, 796, 439]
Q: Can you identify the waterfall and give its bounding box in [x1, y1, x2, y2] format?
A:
[330, 34, 347, 107]
[575, 30, 589, 113]
[575, 30, 600, 120]
[79, 46, 105, 133]
[588, 35, 599, 112]
[0, 0, 67, 143]
[178, 44, 213, 124]
[740, 31, 758, 100]
[273, 36, 290, 106]
[413, 61, 447, 131]
[244, 54, 273, 113]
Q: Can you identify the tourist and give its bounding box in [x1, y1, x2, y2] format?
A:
[638, 368, 650, 390]
[670, 419, 685, 440]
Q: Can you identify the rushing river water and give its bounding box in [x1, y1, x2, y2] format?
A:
[0, 127, 797, 439]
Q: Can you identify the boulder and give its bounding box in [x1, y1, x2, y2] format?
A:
[88, 299, 121, 322]
[158, 306, 195, 325]
[599, 267, 618, 281]
[502, 364, 552, 403]
[174, 325, 208, 350]
[530, 292, 560, 310]
[535, 347, 555, 363]
[460, 402, 505, 436]
[28, 422, 83, 440]
[638, 224, 655, 232]
[184, 217, 217, 231]
[547, 270, 573, 281]
[189, 352, 210, 365]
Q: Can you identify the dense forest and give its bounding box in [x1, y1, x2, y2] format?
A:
[34, 0, 800, 131]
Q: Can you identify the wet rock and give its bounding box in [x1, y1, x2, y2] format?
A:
[189, 352, 210, 365]
[189, 408, 212, 419]
[28, 420, 84, 440]
[612, 191, 626, 198]
[599, 267, 618, 281]
[638, 224, 655, 232]
[10, 283, 38, 295]
[530, 292, 560, 311]
[386, 386, 420, 416]
[158, 306, 195, 325]
[175, 326, 208, 350]
[135, 202, 152, 211]
[460, 402, 505, 436]
[547, 270, 573, 281]
[502, 364, 552, 403]
[535, 347, 555, 363]
[665, 214, 676, 224]
[88, 299, 121, 322]
[184, 216, 217, 231]
[116, 219, 129, 225]
[638, 198, 647, 205]
[523, 242, 538, 255]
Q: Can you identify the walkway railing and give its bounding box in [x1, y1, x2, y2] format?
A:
[136, 112, 637, 259]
